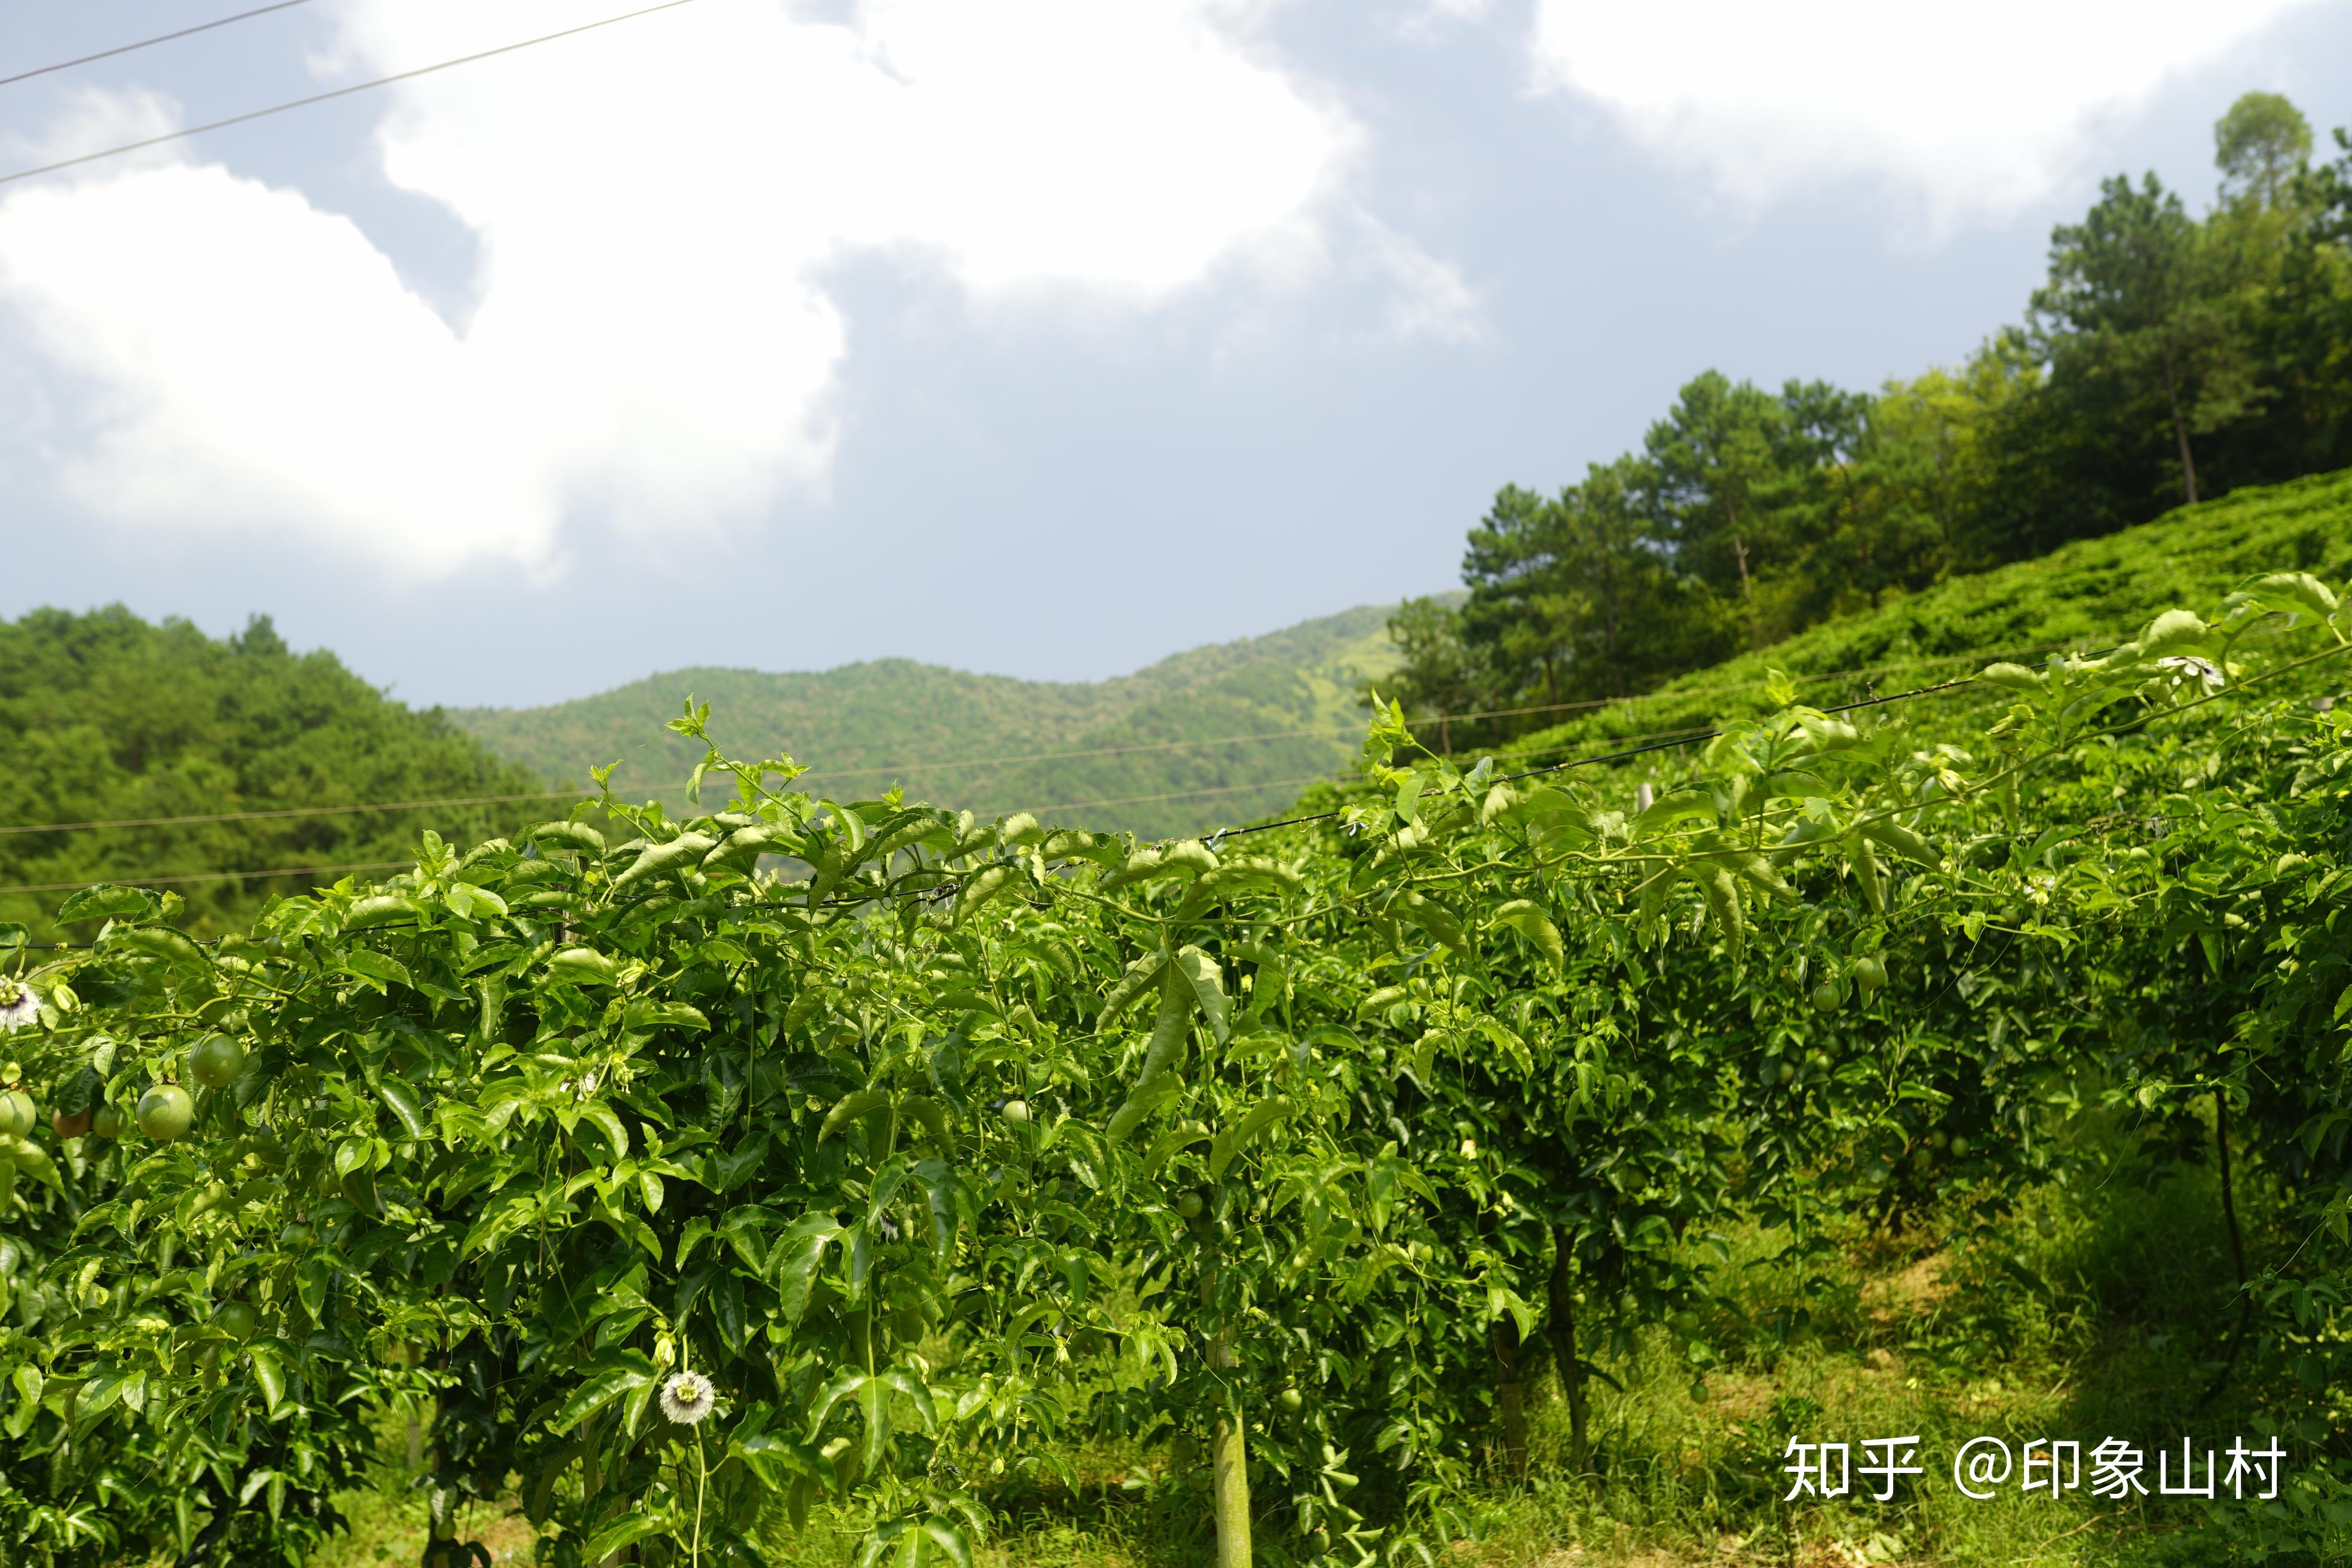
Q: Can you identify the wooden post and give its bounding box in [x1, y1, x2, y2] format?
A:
[1492, 1318, 1527, 1478]
[1206, 1330, 1251, 1568]
[1548, 1225, 1590, 1482]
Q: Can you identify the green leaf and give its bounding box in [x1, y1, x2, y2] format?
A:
[820, 1089, 890, 1141]
[247, 1346, 288, 1417]
[1096, 954, 1169, 1021]
[0, 1135, 61, 1192]
[1141, 1123, 1211, 1177]
[1488, 899, 1564, 969]
[578, 1102, 630, 1161]
[577, 1511, 667, 1561]
[339, 950, 413, 994]
[1173, 946, 1229, 1044]
[1978, 662, 2043, 692]
[342, 894, 424, 932]
[2137, 607, 2212, 657]
[55, 884, 157, 925]
[110, 926, 208, 970]
[776, 1217, 844, 1324]
[546, 948, 620, 986]
[624, 1000, 710, 1033]
[375, 1079, 428, 1141]
[1209, 1096, 1296, 1180]
[553, 1354, 656, 1432]
[1634, 790, 1717, 836]
[443, 882, 508, 920]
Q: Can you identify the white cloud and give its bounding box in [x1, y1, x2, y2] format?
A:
[1527, 0, 2314, 222]
[0, 0, 1386, 578]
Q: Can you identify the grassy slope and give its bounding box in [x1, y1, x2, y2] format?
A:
[451, 606, 1403, 839]
[1490, 467, 2352, 782]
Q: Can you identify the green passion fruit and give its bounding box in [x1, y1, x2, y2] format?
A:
[136, 1084, 195, 1143]
[51, 1106, 91, 1140]
[1851, 955, 1886, 993]
[0, 1089, 33, 1138]
[91, 1103, 128, 1140]
[212, 1300, 259, 1339]
[1278, 1387, 1304, 1414]
[279, 1221, 315, 1250]
[1775, 1061, 1796, 1085]
[188, 1034, 246, 1090]
[1810, 981, 1842, 1013]
[1000, 1098, 1030, 1124]
[1176, 1192, 1205, 1220]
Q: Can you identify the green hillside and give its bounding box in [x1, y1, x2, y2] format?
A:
[1480, 466, 2352, 780]
[451, 604, 1407, 839]
[0, 608, 550, 938]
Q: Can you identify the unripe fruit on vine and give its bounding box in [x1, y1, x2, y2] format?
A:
[1927, 1130, 1947, 1151]
[51, 1106, 91, 1140]
[1176, 1192, 1204, 1220]
[0, 1089, 32, 1138]
[1949, 1134, 1971, 1157]
[1278, 1387, 1304, 1414]
[280, 1221, 314, 1250]
[137, 1085, 194, 1142]
[1309, 1527, 1331, 1555]
[189, 1034, 245, 1089]
[1806, 1052, 1832, 1074]
[1187, 1471, 1213, 1493]
[213, 1300, 259, 1339]
[1000, 1099, 1030, 1124]
[1170, 1432, 1201, 1468]
[92, 1104, 128, 1140]
[1811, 982, 1841, 1013]
[1852, 956, 1885, 993]
[1776, 1061, 1796, 1085]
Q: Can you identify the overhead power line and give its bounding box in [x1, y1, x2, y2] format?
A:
[0, 791, 576, 838]
[0, 2, 319, 90]
[0, 860, 410, 898]
[0, 0, 704, 188]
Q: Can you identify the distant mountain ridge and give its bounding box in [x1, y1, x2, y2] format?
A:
[451, 604, 1410, 838]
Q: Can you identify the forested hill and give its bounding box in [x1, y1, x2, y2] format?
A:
[0, 609, 550, 938]
[451, 604, 1405, 840]
[1382, 91, 2352, 749]
[1482, 465, 2352, 779]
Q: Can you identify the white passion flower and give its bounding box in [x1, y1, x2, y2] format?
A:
[2157, 654, 2224, 694]
[659, 1370, 716, 1425]
[0, 978, 38, 1032]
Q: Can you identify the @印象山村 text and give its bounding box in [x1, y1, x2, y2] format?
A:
[1777, 1435, 2288, 1503]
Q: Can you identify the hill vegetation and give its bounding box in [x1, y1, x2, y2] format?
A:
[0, 608, 553, 939]
[450, 604, 1404, 839]
[1386, 90, 2352, 751]
[1468, 464, 2352, 780]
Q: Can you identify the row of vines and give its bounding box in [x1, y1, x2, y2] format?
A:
[1, 575, 2349, 1567]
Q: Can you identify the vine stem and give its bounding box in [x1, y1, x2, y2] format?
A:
[691, 1422, 709, 1568]
[2200, 1086, 2254, 1410]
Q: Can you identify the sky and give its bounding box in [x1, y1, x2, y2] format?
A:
[0, 0, 2345, 710]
